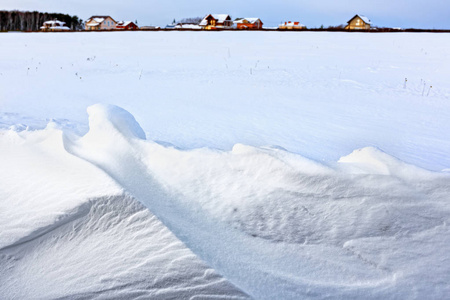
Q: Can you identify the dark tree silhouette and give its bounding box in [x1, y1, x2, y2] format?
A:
[0, 10, 83, 31]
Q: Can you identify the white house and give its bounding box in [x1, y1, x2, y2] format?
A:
[40, 20, 70, 32]
[85, 16, 117, 30]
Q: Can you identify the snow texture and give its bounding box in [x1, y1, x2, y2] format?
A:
[1, 31, 450, 299]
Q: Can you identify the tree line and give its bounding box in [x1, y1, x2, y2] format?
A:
[0, 10, 83, 31]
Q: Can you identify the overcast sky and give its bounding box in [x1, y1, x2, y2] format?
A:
[1, 0, 449, 29]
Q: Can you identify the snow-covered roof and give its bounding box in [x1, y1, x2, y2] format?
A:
[359, 15, 371, 24]
[87, 22, 100, 27]
[117, 21, 135, 27]
[212, 14, 231, 22]
[87, 16, 116, 23]
[200, 14, 231, 26]
[234, 18, 261, 24]
[43, 20, 66, 26]
[349, 14, 371, 25]
[244, 18, 260, 24]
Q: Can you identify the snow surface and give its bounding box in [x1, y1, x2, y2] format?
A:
[1, 31, 450, 299]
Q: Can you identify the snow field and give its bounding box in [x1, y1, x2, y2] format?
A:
[1, 31, 450, 299]
[1, 32, 450, 170]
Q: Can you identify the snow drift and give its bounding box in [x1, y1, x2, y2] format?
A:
[2, 103, 449, 299]
[0, 114, 249, 299]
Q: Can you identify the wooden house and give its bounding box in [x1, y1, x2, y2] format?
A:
[345, 15, 371, 30]
[278, 21, 306, 30]
[199, 14, 233, 30]
[85, 16, 117, 30]
[116, 21, 139, 30]
[40, 20, 70, 31]
[234, 18, 263, 30]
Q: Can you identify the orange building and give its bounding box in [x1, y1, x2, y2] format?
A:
[116, 21, 139, 30]
[234, 18, 263, 30]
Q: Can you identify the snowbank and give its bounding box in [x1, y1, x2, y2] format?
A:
[4, 104, 447, 299]
[0, 116, 249, 299]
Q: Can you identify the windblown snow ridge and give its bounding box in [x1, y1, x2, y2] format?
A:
[60, 104, 450, 299]
[0, 195, 250, 300]
[2, 104, 450, 300]
[68, 104, 449, 246]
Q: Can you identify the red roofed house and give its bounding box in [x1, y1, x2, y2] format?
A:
[116, 21, 139, 30]
[234, 18, 263, 29]
[278, 21, 306, 30]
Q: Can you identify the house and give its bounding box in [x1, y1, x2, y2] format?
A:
[116, 21, 139, 30]
[278, 21, 306, 30]
[234, 18, 263, 30]
[40, 20, 70, 32]
[85, 16, 117, 30]
[199, 14, 233, 30]
[345, 15, 371, 30]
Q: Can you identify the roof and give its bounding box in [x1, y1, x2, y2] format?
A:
[117, 21, 136, 27]
[244, 18, 260, 23]
[212, 14, 231, 22]
[234, 18, 261, 24]
[200, 14, 231, 26]
[87, 16, 116, 23]
[43, 20, 66, 26]
[348, 14, 371, 25]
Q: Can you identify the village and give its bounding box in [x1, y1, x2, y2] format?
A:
[40, 14, 375, 32]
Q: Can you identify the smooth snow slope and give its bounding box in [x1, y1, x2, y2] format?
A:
[0, 124, 249, 299]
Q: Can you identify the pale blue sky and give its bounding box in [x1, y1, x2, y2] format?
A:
[1, 0, 449, 29]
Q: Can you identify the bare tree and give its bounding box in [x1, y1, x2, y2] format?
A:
[179, 17, 203, 25]
[0, 10, 82, 31]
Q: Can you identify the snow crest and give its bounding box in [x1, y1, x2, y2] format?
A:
[87, 103, 146, 140]
[2, 104, 450, 299]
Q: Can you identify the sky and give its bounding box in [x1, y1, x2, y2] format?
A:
[1, 0, 449, 29]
